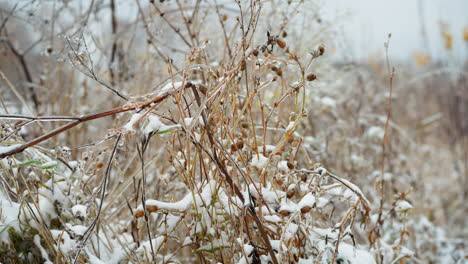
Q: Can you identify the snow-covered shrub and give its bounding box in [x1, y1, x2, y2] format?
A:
[0, 0, 465, 263]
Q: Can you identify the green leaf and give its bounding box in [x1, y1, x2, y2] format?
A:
[18, 160, 41, 166]
[194, 245, 230, 253]
[155, 129, 174, 135]
[40, 164, 58, 170]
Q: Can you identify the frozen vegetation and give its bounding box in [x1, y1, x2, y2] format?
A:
[0, 0, 466, 263]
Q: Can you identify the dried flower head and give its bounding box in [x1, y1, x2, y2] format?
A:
[276, 39, 287, 49]
[306, 74, 317, 81]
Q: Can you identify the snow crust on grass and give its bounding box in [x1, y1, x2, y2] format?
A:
[0, 144, 19, 155]
[336, 243, 376, 264]
[251, 154, 268, 169]
[123, 113, 143, 132]
[136, 180, 221, 212]
[72, 204, 88, 219]
[0, 192, 21, 243]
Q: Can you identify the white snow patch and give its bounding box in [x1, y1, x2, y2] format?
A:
[320, 97, 336, 108]
[0, 144, 19, 155]
[336, 243, 375, 264]
[395, 200, 413, 214]
[278, 160, 289, 171]
[298, 193, 316, 209]
[71, 204, 88, 219]
[124, 113, 143, 132]
[366, 126, 385, 140]
[251, 154, 268, 169]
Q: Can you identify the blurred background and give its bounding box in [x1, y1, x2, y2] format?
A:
[324, 0, 468, 64]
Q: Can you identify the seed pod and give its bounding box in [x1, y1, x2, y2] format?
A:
[276, 39, 286, 49]
[236, 140, 244, 149]
[300, 206, 312, 214]
[287, 162, 294, 170]
[147, 205, 158, 213]
[279, 210, 290, 217]
[185, 82, 193, 88]
[306, 74, 317, 81]
[198, 84, 208, 95]
[318, 45, 325, 56]
[134, 210, 144, 218]
[275, 177, 284, 186]
[276, 68, 283, 77]
[95, 163, 104, 169]
[241, 60, 247, 71]
[253, 49, 259, 57]
[287, 189, 295, 199]
[230, 143, 238, 152]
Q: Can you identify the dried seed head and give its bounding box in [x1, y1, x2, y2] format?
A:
[147, 205, 158, 212]
[287, 161, 294, 170]
[279, 210, 290, 217]
[230, 143, 238, 152]
[253, 49, 259, 56]
[306, 74, 317, 82]
[276, 68, 283, 77]
[198, 84, 208, 95]
[286, 189, 295, 199]
[185, 82, 193, 88]
[134, 210, 144, 218]
[318, 45, 325, 56]
[275, 176, 284, 185]
[300, 206, 312, 214]
[276, 39, 287, 49]
[222, 14, 228, 21]
[95, 162, 104, 169]
[236, 140, 244, 149]
[241, 60, 247, 71]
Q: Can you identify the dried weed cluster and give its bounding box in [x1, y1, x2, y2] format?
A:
[0, 0, 466, 264]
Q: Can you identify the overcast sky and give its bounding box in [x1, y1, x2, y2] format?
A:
[322, 0, 468, 63]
